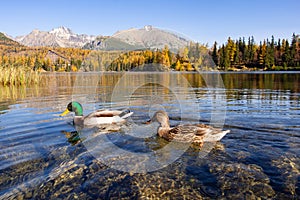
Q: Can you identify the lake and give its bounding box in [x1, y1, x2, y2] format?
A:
[0, 72, 299, 199]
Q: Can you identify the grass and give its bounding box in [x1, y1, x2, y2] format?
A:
[0, 66, 40, 86]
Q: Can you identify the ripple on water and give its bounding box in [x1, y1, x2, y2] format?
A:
[0, 72, 300, 199]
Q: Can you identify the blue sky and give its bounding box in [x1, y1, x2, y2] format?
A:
[1, 0, 299, 46]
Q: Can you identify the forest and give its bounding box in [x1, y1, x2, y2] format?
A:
[213, 33, 300, 71]
[0, 33, 299, 73]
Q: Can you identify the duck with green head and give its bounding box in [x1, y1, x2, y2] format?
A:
[60, 101, 133, 127]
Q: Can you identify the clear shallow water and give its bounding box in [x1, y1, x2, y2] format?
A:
[0, 72, 299, 199]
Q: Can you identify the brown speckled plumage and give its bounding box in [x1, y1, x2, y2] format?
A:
[148, 111, 230, 148]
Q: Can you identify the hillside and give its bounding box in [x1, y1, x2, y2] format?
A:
[83, 36, 143, 50]
[0, 32, 22, 46]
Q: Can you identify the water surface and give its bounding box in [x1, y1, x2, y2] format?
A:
[0, 72, 299, 199]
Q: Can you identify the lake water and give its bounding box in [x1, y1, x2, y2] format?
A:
[0, 72, 299, 199]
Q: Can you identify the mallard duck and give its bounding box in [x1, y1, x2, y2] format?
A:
[147, 110, 230, 148]
[61, 130, 81, 145]
[60, 101, 133, 127]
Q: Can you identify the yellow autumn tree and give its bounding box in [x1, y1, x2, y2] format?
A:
[175, 60, 181, 71]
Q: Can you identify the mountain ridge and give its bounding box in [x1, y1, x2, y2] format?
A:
[6, 25, 191, 51]
[84, 25, 190, 51]
[15, 26, 97, 48]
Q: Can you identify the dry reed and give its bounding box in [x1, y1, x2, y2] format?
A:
[0, 66, 40, 86]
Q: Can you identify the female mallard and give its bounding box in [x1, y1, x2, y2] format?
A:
[147, 110, 230, 148]
[60, 101, 133, 127]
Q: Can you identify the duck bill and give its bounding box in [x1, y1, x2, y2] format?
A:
[144, 120, 152, 124]
[60, 109, 70, 116]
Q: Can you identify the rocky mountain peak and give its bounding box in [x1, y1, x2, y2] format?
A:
[49, 26, 73, 36]
[15, 26, 96, 48]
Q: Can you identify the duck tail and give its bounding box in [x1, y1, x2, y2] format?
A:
[119, 109, 134, 119]
[204, 129, 230, 142]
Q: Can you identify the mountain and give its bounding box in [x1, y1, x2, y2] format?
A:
[12, 25, 190, 50]
[83, 36, 143, 50]
[15, 26, 96, 48]
[0, 32, 21, 46]
[113, 26, 190, 51]
[84, 25, 190, 52]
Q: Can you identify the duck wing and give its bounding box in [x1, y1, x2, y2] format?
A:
[169, 124, 229, 143]
[83, 109, 133, 125]
[169, 125, 201, 143]
[90, 109, 133, 118]
[90, 109, 122, 117]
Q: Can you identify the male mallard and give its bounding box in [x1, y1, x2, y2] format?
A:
[147, 110, 230, 148]
[60, 101, 133, 127]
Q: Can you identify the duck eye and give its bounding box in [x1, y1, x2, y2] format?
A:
[67, 103, 73, 111]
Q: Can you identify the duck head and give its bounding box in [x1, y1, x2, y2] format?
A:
[60, 101, 84, 116]
[147, 110, 170, 128]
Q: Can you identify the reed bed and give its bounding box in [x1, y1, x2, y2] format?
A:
[0, 66, 40, 86]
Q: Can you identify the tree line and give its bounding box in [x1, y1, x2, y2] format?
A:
[0, 45, 91, 71]
[1, 33, 299, 72]
[212, 33, 300, 71]
[82, 43, 212, 71]
[0, 42, 211, 72]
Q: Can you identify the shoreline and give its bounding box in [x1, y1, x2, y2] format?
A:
[40, 70, 300, 74]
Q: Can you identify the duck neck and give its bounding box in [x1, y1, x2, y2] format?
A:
[72, 102, 83, 116]
[159, 120, 170, 129]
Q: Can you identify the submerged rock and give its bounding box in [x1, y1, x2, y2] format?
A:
[208, 162, 275, 199]
[271, 153, 300, 198]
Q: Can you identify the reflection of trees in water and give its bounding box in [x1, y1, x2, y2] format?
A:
[1, 72, 299, 112]
[222, 73, 300, 92]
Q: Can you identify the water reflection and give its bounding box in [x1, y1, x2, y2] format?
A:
[61, 131, 81, 145]
[0, 72, 299, 199]
[1, 72, 299, 103]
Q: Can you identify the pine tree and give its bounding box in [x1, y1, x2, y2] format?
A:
[290, 33, 297, 67]
[282, 40, 291, 70]
[212, 41, 218, 66]
[275, 38, 281, 66]
[219, 45, 230, 70]
[270, 36, 275, 67]
[234, 40, 240, 64]
[242, 37, 248, 64]
[249, 36, 255, 65]
[258, 41, 266, 67]
[264, 37, 275, 69]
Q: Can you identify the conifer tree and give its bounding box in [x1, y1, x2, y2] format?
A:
[227, 37, 236, 64]
[290, 33, 297, 67]
[212, 41, 218, 66]
[282, 40, 291, 70]
[248, 36, 255, 65]
[219, 45, 230, 70]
